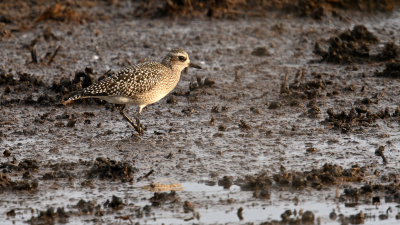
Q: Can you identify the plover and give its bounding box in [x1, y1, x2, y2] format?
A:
[64, 48, 202, 134]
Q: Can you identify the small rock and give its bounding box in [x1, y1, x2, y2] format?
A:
[3, 150, 11, 157]
[302, 211, 315, 223]
[183, 201, 195, 213]
[109, 195, 123, 209]
[66, 120, 76, 127]
[268, 101, 282, 109]
[251, 47, 271, 57]
[6, 209, 16, 217]
[166, 95, 178, 104]
[203, 77, 215, 87]
[306, 147, 318, 153]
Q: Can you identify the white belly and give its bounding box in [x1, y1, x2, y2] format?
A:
[97, 96, 141, 105]
[96, 92, 170, 106]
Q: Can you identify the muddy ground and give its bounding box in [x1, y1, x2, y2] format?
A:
[2, 0, 400, 224]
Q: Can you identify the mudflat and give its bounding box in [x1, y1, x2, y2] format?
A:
[1, 1, 400, 224]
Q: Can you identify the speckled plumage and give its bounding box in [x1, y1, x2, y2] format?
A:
[64, 48, 202, 134]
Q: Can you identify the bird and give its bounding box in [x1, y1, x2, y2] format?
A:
[63, 48, 202, 134]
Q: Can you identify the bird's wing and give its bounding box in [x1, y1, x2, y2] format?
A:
[76, 62, 166, 99]
[63, 62, 168, 105]
[104, 62, 167, 97]
[82, 74, 118, 96]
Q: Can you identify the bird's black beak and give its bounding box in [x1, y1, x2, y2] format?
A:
[189, 62, 202, 69]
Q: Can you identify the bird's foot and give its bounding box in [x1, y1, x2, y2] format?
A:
[134, 125, 144, 135]
[134, 122, 146, 135]
[124, 119, 145, 135]
[127, 123, 144, 137]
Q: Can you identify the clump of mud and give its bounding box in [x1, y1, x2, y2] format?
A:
[0, 173, 13, 190]
[0, 159, 41, 192]
[86, 157, 137, 182]
[314, 25, 380, 63]
[0, 172, 38, 191]
[260, 209, 315, 224]
[35, 3, 81, 23]
[136, 0, 269, 19]
[53, 67, 95, 94]
[134, 0, 397, 19]
[375, 62, 400, 78]
[150, 191, 180, 207]
[0, 69, 56, 106]
[29, 207, 70, 225]
[241, 172, 273, 191]
[278, 69, 335, 116]
[0, 69, 44, 87]
[0, 69, 45, 96]
[0, 66, 109, 107]
[296, 0, 326, 19]
[280, 72, 330, 100]
[218, 175, 235, 189]
[29, 198, 106, 224]
[189, 75, 215, 91]
[54, 67, 115, 105]
[297, 0, 396, 19]
[75, 199, 97, 215]
[323, 107, 396, 133]
[239, 172, 273, 199]
[104, 195, 124, 210]
[314, 25, 400, 64]
[377, 42, 400, 61]
[238, 163, 365, 192]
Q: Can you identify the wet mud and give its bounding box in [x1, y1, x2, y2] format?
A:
[2, 0, 400, 224]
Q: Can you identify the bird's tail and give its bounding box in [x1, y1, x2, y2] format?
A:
[62, 91, 84, 105]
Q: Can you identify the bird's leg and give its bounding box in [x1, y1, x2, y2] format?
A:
[136, 112, 143, 134]
[135, 106, 145, 134]
[119, 105, 139, 131]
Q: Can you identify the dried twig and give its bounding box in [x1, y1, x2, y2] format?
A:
[28, 38, 38, 63]
[136, 169, 154, 182]
[48, 46, 61, 65]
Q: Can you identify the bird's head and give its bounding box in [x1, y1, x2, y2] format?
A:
[161, 48, 202, 71]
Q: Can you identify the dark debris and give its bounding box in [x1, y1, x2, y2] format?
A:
[29, 207, 70, 225]
[86, 157, 137, 182]
[323, 107, 394, 133]
[150, 191, 180, 207]
[312, 25, 398, 64]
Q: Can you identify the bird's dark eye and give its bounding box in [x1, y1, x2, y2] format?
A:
[178, 56, 186, 61]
